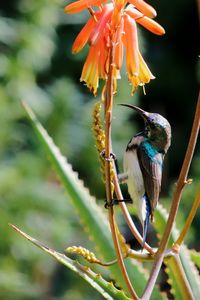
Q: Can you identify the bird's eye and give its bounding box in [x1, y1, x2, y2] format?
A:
[149, 117, 155, 122]
[148, 117, 156, 128]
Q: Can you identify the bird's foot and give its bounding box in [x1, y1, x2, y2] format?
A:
[100, 150, 116, 162]
[104, 199, 133, 208]
[100, 150, 120, 175]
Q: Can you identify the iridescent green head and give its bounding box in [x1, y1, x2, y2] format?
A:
[120, 104, 171, 153]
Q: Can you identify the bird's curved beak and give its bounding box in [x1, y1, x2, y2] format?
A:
[119, 104, 149, 120]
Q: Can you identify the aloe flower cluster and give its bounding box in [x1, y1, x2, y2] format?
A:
[64, 0, 165, 95]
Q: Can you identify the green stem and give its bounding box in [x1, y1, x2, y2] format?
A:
[128, 248, 174, 261]
[141, 92, 200, 299]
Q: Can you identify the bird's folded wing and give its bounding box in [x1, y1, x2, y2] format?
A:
[137, 145, 163, 211]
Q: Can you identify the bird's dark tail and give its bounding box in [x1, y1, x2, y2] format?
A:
[142, 194, 151, 249]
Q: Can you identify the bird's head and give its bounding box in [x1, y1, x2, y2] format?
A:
[120, 104, 171, 153]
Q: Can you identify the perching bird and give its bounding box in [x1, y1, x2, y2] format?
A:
[120, 104, 171, 247]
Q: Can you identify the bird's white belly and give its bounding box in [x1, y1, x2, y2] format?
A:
[123, 150, 146, 222]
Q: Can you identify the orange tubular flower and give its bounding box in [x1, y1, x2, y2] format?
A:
[130, 51, 155, 94]
[125, 5, 165, 35]
[127, 0, 156, 18]
[64, 0, 165, 95]
[80, 43, 100, 95]
[89, 4, 113, 46]
[124, 14, 139, 77]
[99, 26, 110, 79]
[64, 0, 106, 14]
[114, 17, 124, 70]
[72, 12, 101, 54]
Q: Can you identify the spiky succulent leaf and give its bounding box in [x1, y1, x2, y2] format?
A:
[164, 255, 194, 300]
[180, 244, 200, 299]
[10, 224, 132, 300]
[190, 249, 200, 269]
[155, 203, 200, 299]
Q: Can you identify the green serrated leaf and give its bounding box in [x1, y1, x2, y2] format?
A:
[164, 256, 194, 300]
[10, 224, 131, 300]
[155, 204, 200, 299]
[22, 102, 162, 299]
[190, 249, 200, 268]
[180, 245, 200, 300]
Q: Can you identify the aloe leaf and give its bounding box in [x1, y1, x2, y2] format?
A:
[155, 204, 200, 299]
[190, 249, 200, 268]
[22, 102, 162, 299]
[180, 244, 200, 299]
[164, 256, 194, 300]
[10, 224, 131, 300]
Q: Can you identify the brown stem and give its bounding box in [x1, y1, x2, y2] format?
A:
[104, 43, 138, 299]
[141, 92, 200, 299]
[174, 187, 200, 248]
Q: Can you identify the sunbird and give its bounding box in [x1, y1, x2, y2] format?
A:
[120, 104, 171, 246]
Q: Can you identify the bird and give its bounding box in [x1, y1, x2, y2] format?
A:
[120, 104, 171, 247]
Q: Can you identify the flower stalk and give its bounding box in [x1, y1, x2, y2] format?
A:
[104, 36, 138, 299]
[92, 101, 115, 193]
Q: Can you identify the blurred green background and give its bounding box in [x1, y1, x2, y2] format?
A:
[0, 0, 199, 299]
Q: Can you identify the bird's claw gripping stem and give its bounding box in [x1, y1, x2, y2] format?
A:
[104, 199, 133, 208]
[100, 149, 120, 175]
[100, 150, 116, 162]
